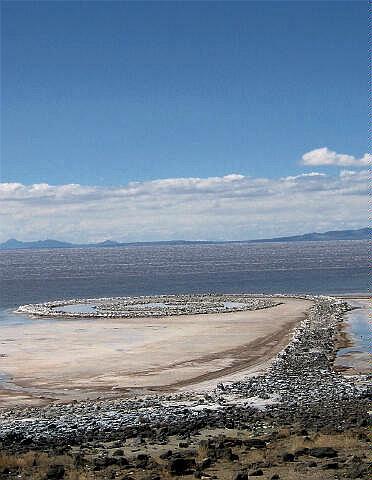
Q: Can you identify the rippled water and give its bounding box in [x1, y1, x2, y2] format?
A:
[338, 300, 371, 355]
[335, 299, 371, 371]
[0, 240, 369, 312]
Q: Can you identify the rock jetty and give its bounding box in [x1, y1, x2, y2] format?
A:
[16, 293, 281, 318]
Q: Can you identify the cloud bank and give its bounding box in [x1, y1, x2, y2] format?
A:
[0, 169, 368, 243]
[302, 147, 371, 167]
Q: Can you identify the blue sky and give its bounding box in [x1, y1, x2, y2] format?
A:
[0, 1, 369, 242]
[1, 1, 368, 185]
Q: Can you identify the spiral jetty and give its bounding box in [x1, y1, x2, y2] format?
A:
[3, 295, 370, 452]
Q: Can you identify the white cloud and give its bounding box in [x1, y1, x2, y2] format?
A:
[0, 170, 368, 243]
[302, 147, 371, 167]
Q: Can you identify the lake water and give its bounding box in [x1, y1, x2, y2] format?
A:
[0, 240, 369, 313]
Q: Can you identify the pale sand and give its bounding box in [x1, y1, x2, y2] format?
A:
[0, 297, 312, 406]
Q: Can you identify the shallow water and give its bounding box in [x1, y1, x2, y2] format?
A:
[335, 299, 370, 374]
[0, 309, 34, 326]
[337, 300, 371, 356]
[222, 301, 248, 309]
[56, 304, 97, 314]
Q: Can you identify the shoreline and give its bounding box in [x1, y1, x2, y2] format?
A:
[334, 299, 370, 375]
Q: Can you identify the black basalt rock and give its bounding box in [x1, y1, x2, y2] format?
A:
[167, 456, 196, 474]
[308, 447, 338, 458]
[281, 452, 295, 462]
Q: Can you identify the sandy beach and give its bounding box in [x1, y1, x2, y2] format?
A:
[0, 297, 312, 407]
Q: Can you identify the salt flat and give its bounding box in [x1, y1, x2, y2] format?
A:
[0, 297, 312, 406]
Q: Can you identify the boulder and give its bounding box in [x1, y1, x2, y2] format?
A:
[322, 462, 339, 469]
[308, 447, 338, 458]
[294, 448, 309, 456]
[282, 452, 294, 462]
[159, 450, 173, 459]
[167, 456, 196, 475]
[249, 469, 264, 476]
[243, 438, 266, 449]
[198, 457, 212, 469]
[136, 453, 150, 468]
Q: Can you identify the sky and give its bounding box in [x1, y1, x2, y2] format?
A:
[0, 1, 369, 242]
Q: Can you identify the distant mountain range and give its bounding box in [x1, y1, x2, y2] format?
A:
[255, 227, 371, 243]
[0, 228, 370, 251]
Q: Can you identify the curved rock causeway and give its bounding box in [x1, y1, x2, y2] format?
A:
[16, 294, 281, 318]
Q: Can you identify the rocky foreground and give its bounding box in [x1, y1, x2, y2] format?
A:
[0, 296, 370, 479]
